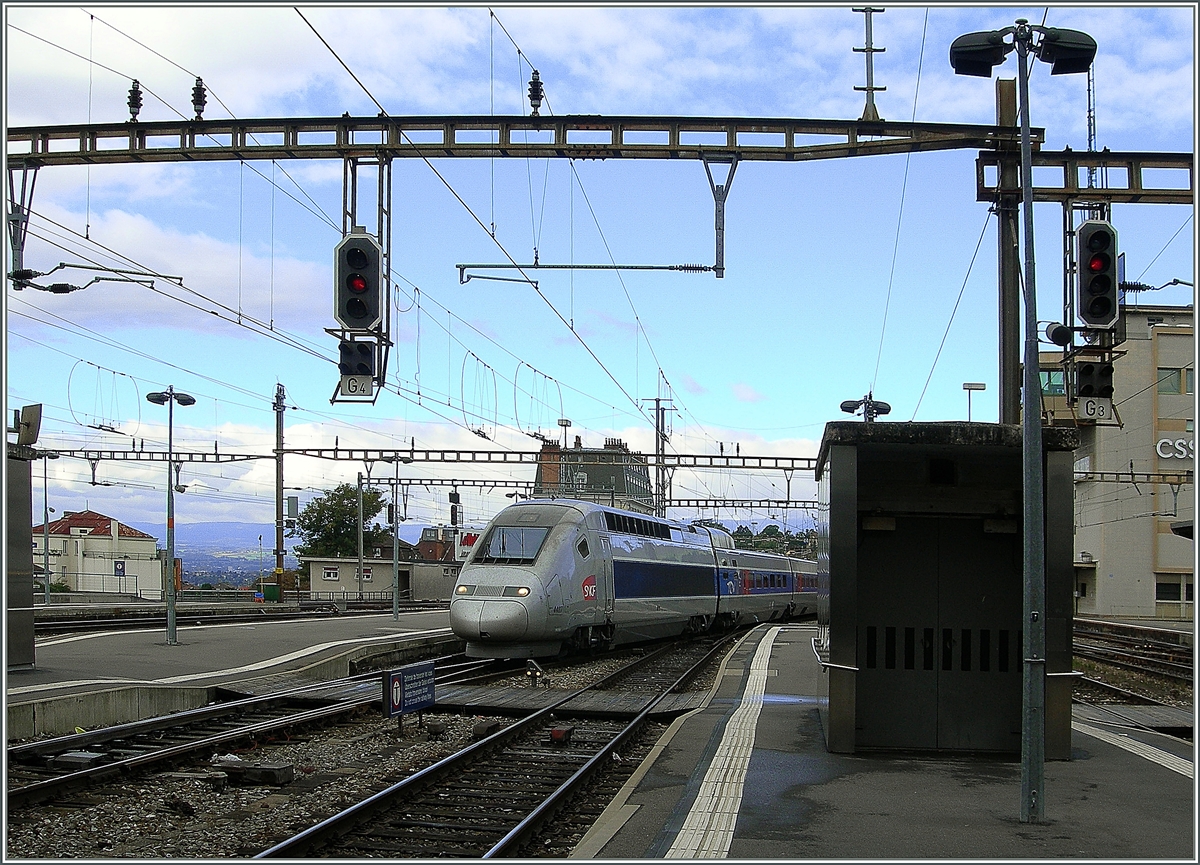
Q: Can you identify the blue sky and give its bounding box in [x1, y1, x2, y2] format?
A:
[5, 4, 1195, 534]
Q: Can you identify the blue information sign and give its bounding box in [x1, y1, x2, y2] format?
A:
[384, 661, 436, 718]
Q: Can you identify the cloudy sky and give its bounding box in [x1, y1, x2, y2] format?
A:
[5, 4, 1195, 535]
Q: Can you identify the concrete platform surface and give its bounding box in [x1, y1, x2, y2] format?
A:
[574, 624, 1195, 860]
[6, 610, 457, 738]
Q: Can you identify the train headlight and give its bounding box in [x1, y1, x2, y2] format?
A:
[502, 586, 531, 597]
[455, 584, 476, 596]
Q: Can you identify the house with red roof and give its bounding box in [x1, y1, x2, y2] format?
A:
[32, 509, 161, 595]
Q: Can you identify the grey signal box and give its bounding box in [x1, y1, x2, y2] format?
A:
[814, 421, 1078, 758]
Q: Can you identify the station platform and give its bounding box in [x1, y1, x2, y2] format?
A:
[573, 623, 1195, 860]
[6, 609, 459, 739]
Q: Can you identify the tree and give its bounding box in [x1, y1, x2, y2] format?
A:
[289, 483, 388, 559]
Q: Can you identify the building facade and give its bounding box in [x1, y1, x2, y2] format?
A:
[1042, 304, 1193, 620]
[31, 509, 161, 595]
[533, 436, 654, 513]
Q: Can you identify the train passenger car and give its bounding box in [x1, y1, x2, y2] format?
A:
[450, 498, 815, 659]
[716, 547, 816, 624]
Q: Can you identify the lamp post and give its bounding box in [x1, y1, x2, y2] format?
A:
[951, 19, 1095, 824]
[146, 386, 196, 646]
[963, 382, 987, 421]
[839, 392, 891, 422]
[40, 450, 59, 605]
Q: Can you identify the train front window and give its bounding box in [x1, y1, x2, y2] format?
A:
[476, 526, 551, 564]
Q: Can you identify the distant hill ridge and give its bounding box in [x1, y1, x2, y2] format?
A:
[126, 520, 428, 552]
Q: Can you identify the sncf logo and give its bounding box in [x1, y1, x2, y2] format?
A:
[461, 533, 479, 546]
[582, 575, 597, 601]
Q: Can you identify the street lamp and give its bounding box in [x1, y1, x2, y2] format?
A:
[951, 18, 1095, 825]
[146, 386, 196, 646]
[963, 382, 987, 421]
[40, 450, 59, 605]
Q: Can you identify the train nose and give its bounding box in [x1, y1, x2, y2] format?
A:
[450, 598, 530, 641]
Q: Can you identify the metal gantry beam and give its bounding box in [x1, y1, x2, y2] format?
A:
[281, 447, 817, 472]
[51, 449, 266, 463]
[7, 114, 1040, 169]
[1075, 470, 1193, 485]
[47, 447, 817, 472]
[977, 149, 1193, 204]
[666, 498, 818, 510]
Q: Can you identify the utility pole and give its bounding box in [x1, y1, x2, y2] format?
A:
[643, 397, 674, 517]
[392, 458, 400, 622]
[273, 384, 286, 601]
[853, 7, 886, 122]
[996, 78, 1022, 425]
[357, 471, 365, 600]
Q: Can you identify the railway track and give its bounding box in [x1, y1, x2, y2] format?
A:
[1073, 641, 1193, 682]
[1071, 620, 1193, 684]
[256, 633, 736, 858]
[6, 655, 510, 810]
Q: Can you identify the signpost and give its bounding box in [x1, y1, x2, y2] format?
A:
[383, 661, 436, 734]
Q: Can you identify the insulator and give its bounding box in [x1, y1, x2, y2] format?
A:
[127, 80, 142, 122]
[527, 70, 544, 117]
[673, 263, 709, 272]
[191, 77, 207, 121]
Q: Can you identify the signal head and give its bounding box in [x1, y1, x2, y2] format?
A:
[334, 233, 383, 330]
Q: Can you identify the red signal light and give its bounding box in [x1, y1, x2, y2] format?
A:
[347, 274, 368, 293]
[1088, 253, 1109, 273]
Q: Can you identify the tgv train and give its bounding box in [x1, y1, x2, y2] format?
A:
[450, 499, 816, 659]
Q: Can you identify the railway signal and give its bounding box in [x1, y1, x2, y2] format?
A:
[1075, 359, 1114, 399]
[1076, 220, 1118, 329]
[334, 231, 383, 330]
[338, 339, 375, 377]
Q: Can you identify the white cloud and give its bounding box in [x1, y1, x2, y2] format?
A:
[732, 382, 766, 403]
[679, 373, 708, 395]
[19, 202, 328, 334]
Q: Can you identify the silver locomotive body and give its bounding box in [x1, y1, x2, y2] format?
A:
[450, 498, 815, 658]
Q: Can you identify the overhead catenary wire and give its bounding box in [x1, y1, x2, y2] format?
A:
[293, 7, 655, 431]
[484, 9, 745, 463]
[8, 21, 340, 233]
[871, 7, 929, 394]
[909, 209, 994, 420]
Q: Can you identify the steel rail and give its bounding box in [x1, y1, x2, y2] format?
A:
[7, 656, 479, 810]
[484, 634, 737, 857]
[1073, 645, 1193, 683]
[255, 634, 733, 858]
[8, 698, 366, 810]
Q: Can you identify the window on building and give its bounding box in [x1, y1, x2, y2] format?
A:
[1039, 370, 1065, 395]
[1155, 580, 1182, 602]
[1186, 581, 1194, 603]
[1187, 368, 1195, 395]
[356, 567, 372, 581]
[1157, 368, 1183, 394]
[322, 567, 339, 582]
[1077, 582, 1087, 598]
